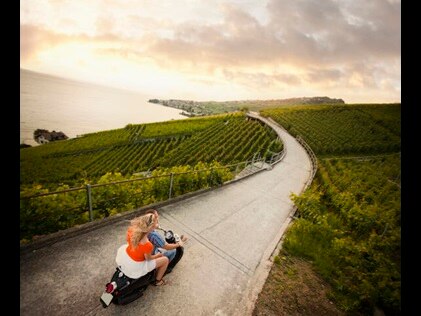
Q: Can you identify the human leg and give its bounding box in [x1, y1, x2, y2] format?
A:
[163, 249, 176, 262]
[154, 256, 169, 285]
[162, 249, 177, 275]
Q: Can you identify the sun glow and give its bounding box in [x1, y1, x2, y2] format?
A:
[21, 0, 401, 103]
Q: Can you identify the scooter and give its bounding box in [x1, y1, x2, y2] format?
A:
[100, 227, 184, 308]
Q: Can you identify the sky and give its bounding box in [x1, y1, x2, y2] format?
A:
[20, 0, 401, 103]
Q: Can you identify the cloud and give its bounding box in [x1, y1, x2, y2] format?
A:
[215, 69, 310, 94]
[20, 23, 126, 63]
[266, 0, 400, 63]
[135, 0, 399, 72]
[20, 0, 400, 102]
[21, 1, 400, 70]
[136, 7, 280, 71]
[20, 24, 64, 61]
[305, 68, 343, 86]
[95, 16, 115, 35]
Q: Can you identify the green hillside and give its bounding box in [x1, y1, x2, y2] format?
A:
[150, 96, 345, 115]
[260, 103, 400, 156]
[20, 103, 401, 315]
[20, 112, 282, 188]
[259, 103, 400, 315]
[20, 111, 284, 241]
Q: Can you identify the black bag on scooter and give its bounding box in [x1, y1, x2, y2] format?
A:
[102, 267, 155, 307]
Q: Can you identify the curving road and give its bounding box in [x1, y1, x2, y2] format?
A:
[20, 113, 312, 316]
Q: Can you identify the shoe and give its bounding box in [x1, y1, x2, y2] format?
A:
[154, 278, 167, 286]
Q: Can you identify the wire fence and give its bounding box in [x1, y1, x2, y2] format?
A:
[296, 135, 318, 191]
[20, 151, 285, 241]
[20, 113, 316, 242]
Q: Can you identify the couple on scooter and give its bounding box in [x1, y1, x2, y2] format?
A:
[115, 209, 188, 286]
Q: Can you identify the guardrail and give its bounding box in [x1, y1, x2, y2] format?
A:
[20, 149, 285, 241]
[296, 135, 318, 191]
[21, 112, 293, 243]
[248, 112, 318, 220]
[246, 112, 287, 166]
[248, 112, 317, 189]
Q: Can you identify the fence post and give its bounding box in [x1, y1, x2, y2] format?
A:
[168, 173, 174, 199]
[86, 184, 93, 222]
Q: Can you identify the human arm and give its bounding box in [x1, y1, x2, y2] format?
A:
[144, 252, 163, 260]
[143, 240, 163, 261]
[162, 234, 188, 250]
[162, 240, 184, 250]
[139, 238, 163, 261]
[149, 230, 187, 250]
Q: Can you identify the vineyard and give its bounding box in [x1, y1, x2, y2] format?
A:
[20, 112, 283, 241]
[282, 155, 401, 314]
[260, 103, 400, 156]
[259, 103, 401, 314]
[20, 161, 236, 241]
[20, 112, 282, 188]
[20, 102, 401, 314]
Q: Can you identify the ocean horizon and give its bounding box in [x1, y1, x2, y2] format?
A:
[20, 69, 185, 146]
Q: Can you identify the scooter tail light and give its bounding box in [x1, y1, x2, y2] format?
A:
[105, 281, 117, 293]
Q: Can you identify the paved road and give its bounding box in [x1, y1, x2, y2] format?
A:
[20, 113, 312, 316]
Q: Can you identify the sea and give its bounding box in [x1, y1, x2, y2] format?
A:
[20, 69, 185, 146]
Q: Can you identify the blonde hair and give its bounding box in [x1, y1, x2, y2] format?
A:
[128, 214, 155, 246]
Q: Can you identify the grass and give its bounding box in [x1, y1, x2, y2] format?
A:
[253, 249, 348, 316]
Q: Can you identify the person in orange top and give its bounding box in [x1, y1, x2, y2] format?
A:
[115, 213, 169, 286]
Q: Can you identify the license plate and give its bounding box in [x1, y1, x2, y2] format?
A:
[100, 292, 114, 307]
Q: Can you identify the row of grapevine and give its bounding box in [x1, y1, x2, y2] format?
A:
[282, 154, 400, 314]
[20, 112, 282, 189]
[260, 104, 400, 156]
[154, 117, 280, 167]
[353, 104, 401, 136]
[260, 103, 401, 314]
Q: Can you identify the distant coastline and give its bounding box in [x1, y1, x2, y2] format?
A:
[20, 69, 185, 146]
[148, 96, 345, 116]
